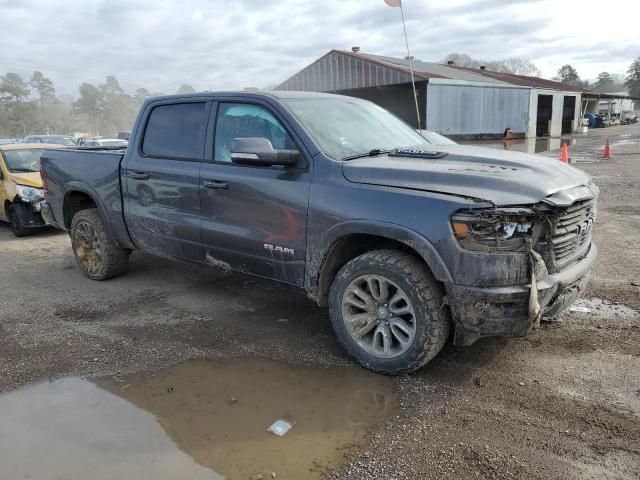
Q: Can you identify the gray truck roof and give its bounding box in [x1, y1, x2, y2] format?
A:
[145, 90, 351, 103]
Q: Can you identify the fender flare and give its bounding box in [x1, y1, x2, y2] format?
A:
[305, 220, 453, 304]
[62, 182, 134, 249]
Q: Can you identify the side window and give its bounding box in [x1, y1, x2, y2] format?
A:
[142, 102, 207, 160]
[214, 103, 296, 163]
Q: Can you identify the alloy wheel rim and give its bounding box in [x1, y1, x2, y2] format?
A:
[341, 275, 417, 359]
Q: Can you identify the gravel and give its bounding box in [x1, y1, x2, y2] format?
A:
[1, 124, 639, 479]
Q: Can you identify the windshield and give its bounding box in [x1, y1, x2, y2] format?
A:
[417, 130, 457, 145]
[2, 149, 44, 173]
[283, 98, 426, 159]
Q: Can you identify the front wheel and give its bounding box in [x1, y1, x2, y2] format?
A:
[329, 250, 450, 375]
[70, 208, 129, 280]
[8, 204, 31, 237]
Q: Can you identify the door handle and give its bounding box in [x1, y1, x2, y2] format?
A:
[202, 180, 228, 190]
[127, 171, 150, 180]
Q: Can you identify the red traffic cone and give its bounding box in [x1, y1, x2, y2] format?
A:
[603, 139, 612, 159]
[560, 143, 569, 164]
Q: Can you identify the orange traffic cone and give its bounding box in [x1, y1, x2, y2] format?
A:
[560, 143, 569, 164]
[603, 139, 612, 159]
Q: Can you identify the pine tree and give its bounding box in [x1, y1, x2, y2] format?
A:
[625, 57, 640, 98]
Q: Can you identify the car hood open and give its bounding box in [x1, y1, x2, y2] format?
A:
[341, 144, 596, 206]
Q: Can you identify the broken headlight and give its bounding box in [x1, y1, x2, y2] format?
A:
[451, 209, 534, 252]
[15, 184, 44, 203]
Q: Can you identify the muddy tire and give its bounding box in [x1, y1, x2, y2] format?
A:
[328, 249, 450, 375]
[70, 208, 129, 280]
[8, 204, 31, 237]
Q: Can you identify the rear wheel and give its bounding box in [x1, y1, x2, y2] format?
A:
[70, 208, 129, 280]
[8, 204, 31, 237]
[328, 249, 450, 375]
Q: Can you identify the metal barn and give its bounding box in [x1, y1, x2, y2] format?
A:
[276, 49, 583, 139]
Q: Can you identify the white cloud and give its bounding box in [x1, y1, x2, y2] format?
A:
[0, 0, 638, 97]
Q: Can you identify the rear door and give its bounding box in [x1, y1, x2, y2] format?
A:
[199, 101, 311, 286]
[122, 99, 211, 261]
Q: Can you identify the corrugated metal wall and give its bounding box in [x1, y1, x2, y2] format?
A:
[336, 82, 427, 128]
[278, 52, 415, 92]
[426, 83, 531, 135]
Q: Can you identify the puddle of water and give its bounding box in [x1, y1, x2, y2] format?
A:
[461, 136, 578, 154]
[0, 377, 222, 480]
[0, 358, 396, 480]
[611, 135, 639, 147]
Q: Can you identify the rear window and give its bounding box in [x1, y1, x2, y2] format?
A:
[142, 102, 207, 160]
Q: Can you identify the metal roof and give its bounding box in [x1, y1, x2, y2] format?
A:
[447, 66, 586, 92]
[276, 50, 639, 99]
[335, 50, 447, 80]
[597, 92, 640, 101]
[276, 50, 433, 92]
[355, 53, 589, 92]
[355, 52, 511, 85]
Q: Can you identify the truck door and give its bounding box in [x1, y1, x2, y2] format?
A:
[122, 100, 210, 261]
[199, 102, 311, 286]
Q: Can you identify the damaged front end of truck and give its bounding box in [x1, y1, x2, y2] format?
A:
[445, 184, 598, 346]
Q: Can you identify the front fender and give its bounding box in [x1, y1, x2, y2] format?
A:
[305, 220, 452, 304]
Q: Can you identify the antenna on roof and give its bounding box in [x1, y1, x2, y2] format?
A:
[385, 0, 421, 129]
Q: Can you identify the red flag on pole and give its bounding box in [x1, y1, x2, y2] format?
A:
[384, 0, 402, 7]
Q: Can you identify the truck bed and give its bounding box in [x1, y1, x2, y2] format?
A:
[40, 147, 132, 248]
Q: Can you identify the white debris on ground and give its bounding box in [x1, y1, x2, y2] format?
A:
[267, 419, 294, 437]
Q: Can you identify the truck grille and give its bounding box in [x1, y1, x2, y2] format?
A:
[550, 198, 596, 266]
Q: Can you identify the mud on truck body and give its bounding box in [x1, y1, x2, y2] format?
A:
[40, 91, 598, 374]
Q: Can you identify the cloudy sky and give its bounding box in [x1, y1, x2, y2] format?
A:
[1, 0, 638, 97]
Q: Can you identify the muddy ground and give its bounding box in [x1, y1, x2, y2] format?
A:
[1, 125, 639, 479]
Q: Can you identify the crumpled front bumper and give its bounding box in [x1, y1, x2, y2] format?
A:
[40, 201, 60, 229]
[15, 200, 48, 229]
[445, 242, 597, 346]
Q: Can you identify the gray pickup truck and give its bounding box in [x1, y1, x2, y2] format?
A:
[41, 91, 598, 374]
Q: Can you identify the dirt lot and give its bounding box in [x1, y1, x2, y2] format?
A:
[1, 125, 639, 479]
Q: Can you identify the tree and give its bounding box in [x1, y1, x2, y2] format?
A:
[593, 72, 615, 92]
[97, 76, 138, 134]
[497, 57, 541, 77]
[442, 53, 477, 68]
[0, 72, 30, 101]
[73, 82, 103, 135]
[0, 73, 32, 136]
[441, 53, 541, 77]
[135, 87, 152, 103]
[176, 84, 196, 94]
[625, 57, 640, 98]
[30, 71, 56, 133]
[557, 64, 582, 86]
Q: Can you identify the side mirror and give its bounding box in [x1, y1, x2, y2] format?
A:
[230, 137, 300, 167]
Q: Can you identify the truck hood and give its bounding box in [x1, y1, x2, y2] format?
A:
[341, 144, 596, 206]
[8, 171, 43, 188]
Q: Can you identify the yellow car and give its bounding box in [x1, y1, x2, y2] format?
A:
[0, 143, 63, 236]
